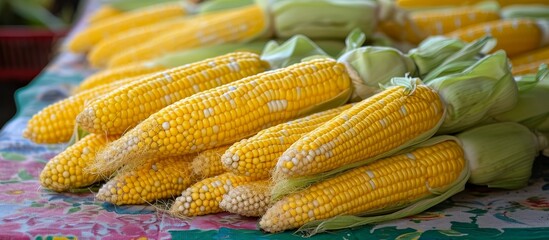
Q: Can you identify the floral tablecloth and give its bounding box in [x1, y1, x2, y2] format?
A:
[1, 1, 549, 239]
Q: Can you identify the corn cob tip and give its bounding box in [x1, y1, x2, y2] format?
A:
[219, 180, 271, 217]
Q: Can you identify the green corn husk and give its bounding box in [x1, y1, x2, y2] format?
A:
[501, 4, 549, 19]
[293, 122, 547, 236]
[407, 36, 495, 79]
[489, 65, 549, 132]
[427, 51, 518, 134]
[198, 0, 254, 13]
[458, 122, 546, 189]
[101, 0, 183, 11]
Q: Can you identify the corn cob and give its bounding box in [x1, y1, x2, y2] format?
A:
[23, 76, 140, 144]
[511, 46, 549, 66]
[87, 5, 122, 24]
[274, 80, 444, 179]
[219, 180, 271, 217]
[446, 19, 549, 57]
[88, 17, 190, 67]
[107, 4, 266, 67]
[169, 172, 256, 217]
[68, 2, 189, 53]
[191, 145, 230, 179]
[512, 59, 549, 75]
[76, 52, 269, 135]
[93, 57, 352, 174]
[96, 155, 194, 205]
[222, 104, 354, 179]
[260, 140, 465, 233]
[74, 62, 167, 93]
[40, 134, 119, 192]
[380, 8, 500, 44]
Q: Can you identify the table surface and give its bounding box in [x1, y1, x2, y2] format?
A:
[1, 1, 549, 239]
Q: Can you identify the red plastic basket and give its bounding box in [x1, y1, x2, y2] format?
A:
[0, 27, 67, 82]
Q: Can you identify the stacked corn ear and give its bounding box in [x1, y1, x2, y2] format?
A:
[261, 121, 547, 235]
[76, 52, 269, 136]
[380, 7, 500, 44]
[96, 155, 195, 205]
[445, 19, 549, 57]
[511, 46, 549, 75]
[40, 134, 119, 192]
[86, 5, 122, 25]
[23, 75, 142, 144]
[92, 57, 353, 175]
[219, 180, 271, 217]
[169, 172, 257, 217]
[67, 2, 191, 53]
[107, 4, 267, 67]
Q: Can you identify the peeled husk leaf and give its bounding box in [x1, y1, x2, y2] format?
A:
[501, 4, 549, 19]
[407, 36, 466, 77]
[427, 51, 518, 134]
[457, 122, 545, 189]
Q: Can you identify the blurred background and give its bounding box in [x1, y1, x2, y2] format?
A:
[0, 0, 80, 128]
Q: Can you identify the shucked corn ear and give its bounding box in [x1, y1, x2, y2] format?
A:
[88, 17, 191, 67]
[380, 8, 500, 44]
[77, 52, 269, 135]
[446, 19, 549, 57]
[219, 180, 271, 217]
[74, 62, 167, 93]
[169, 172, 256, 217]
[93, 57, 352, 175]
[40, 134, 119, 192]
[67, 2, 189, 53]
[191, 145, 230, 179]
[107, 4, 266, 67]
[261, 139, 467, 233]
[96, 155, 194, 205]
[274, 78, 445, 179]
[23, 76, 140, 144]
[222, 104, 354, 179]
[513, 60, 549, 76]
[87, 5, 122, 25]
[511, 46, 549, 66]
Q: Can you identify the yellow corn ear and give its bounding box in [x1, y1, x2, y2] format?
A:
[191, 145, 230, 179]
[77, 51, 269, 135]
[381, 8, 500, 44]
[96, 155, 194, 205]
[511, 46, 549, 66]
[67, 2, 188, 53]
[88, 17, 190, 67]
[446, 19, 549, 57]
[87, 5, 122, 25]
[107, 4, 267, 67]
[40, 134, 119, 192]
[222, 104, 354, 179]
[219, 180, 271, 217]
[169, 172, 256, 217]
[23, 76, 138, 144]
[74, 62, 167, 93]
[512, 59, 549, 75]
[274, 83, 444, 179]
[93, 58, 352, 175]
[260, 140, 466, 233]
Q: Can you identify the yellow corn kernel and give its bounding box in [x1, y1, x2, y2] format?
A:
[169, 172, 256, 217]
[93, 58, 352, 175]
[96, 155, 194, 205]
[88, 17, 190, 67]
[87, 5, 122, 25]
[511, 46, 549, 66]
[260, 140, 466, 233]
[191, 145, 230, 179]
[76, 51, 269, 135]
[68, 3, 188, 53]
[222, 104, 354, 179]
[381, 8, 500, 44]
[219, 180, 271, 217]
[74, 62, 167, 93]
[40, 134, 119, 191]
[275, 83, 444, 179]
[446, 19, 549, 57]
[107, 4, 266, 67]
[23, 76, 138, 144]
